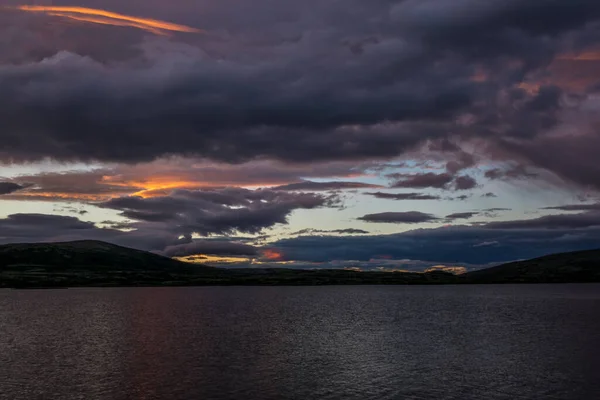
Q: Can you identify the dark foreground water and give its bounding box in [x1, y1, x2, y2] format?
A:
[1, 285, 599, 400]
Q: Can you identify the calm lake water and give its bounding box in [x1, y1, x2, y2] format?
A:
[1, 284, 599, 400]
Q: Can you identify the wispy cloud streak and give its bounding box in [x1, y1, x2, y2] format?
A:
[14, 5, 203, 35]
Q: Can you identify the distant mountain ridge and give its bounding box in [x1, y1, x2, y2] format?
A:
[1, 241, 599, 287]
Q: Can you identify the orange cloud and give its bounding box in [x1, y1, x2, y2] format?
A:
[2, 173, 299, 203]
[14, 5, 203, 35]
[3, 158, 372, 203]
[106, 178, 211, 198]
[262, 249, 283, 261]
[46, 12, 167, 36]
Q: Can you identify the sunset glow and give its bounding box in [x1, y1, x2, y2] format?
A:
[262, 249, 284, 261]
[46, 12, 168, 36]
[15, 5, 203, 35]
[175, 254, 251, 264]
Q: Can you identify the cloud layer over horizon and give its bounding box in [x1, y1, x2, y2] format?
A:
[2, 0, 600, 270]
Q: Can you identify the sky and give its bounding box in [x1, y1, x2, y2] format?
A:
[2, 0, 600, 271]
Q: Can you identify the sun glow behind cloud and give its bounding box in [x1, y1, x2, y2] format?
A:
[262, 249, 283, 261]
[13, 5, 204, 35]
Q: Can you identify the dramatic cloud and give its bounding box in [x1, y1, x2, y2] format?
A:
[365, 192, 441, 200]
[2, 0, 600, 269]
[0, 45, 472, 164]
[1, 0, 596, 168]
[2, 170, 137, 201]
[0, 0, 598, 198]
[100, 187, 339, 236]
[358, 211, 438, 224]
[12, 6, 204, 36]
[1, 158, 370, 201]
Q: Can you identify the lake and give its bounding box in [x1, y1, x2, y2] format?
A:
[1, 284, 599, 399]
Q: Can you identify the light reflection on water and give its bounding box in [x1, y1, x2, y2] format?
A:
[1, 284, 599, 400]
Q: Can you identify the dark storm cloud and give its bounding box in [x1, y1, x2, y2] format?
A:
[365, 192, 441, 200]
[0, 182, 25, 195]
[392, 0, 600, 59]
[0, 45, 473, 164]
[0, 188, 332, 248]
[2, 0, 600, 167]
[1, 186, 339, 251]
[500, 133, 600, 190]
[272, 181, 382, 191]
[453, 175, 478, 190]
[358, 211, 438, 224]
[2, 0, 600, 241]
[270, 224, 600, 265]
[100, 187, 338, 236]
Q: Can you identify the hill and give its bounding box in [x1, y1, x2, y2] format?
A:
[0, 240, 197, 270]
[1, 241, 599, 288]
[463, 248, 600, 283]
[0, 240, 457, 287]
[0, 240, 220, 287]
